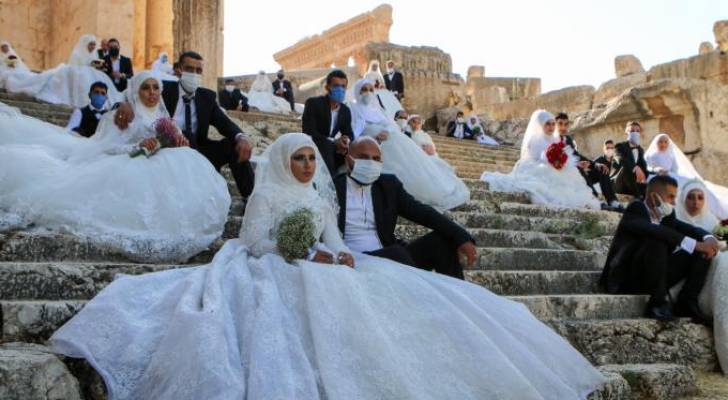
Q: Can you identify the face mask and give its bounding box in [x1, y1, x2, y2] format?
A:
[161, 55, 168, 63]
[277, 74, 284, 80]
[180, 72, 202, 94]
[628, 131, 641, 146]
[224, 85, 235, 93]
[387, 68, 394, 74]
[360, 92, 374, 105]
[328, 86, 346, 103]
[396, 119, 408, 130]
[90, 93, 107, 109]
[109, 47, 120, 57]
[349, 159, 383, 185]
[456, 117, 465, 124]
[653, 193, 674, 218]
[604, 149, 615, 158]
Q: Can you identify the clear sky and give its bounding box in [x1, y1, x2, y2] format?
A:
[224, 0, 727, 92]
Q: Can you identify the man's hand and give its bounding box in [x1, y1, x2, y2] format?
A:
[337, 252, 355, 268]
[596, 163, 610, 174]
[376, 131, 389, 143]
[634, 166, 646, 183]
[141, 138, 158, 152]
[114, 102, 135, 130]
[577, 160, 591, 170]
[696, 237, 721, 259]
[235, 136, 252, 162]
[112, 71, 121, 79]
[457, 242, 477, 269]
[174, 134, 189, 147]
[312, 251, 334, 264]
[335, 136, 350, 155]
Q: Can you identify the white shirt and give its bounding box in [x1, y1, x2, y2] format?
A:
[631, 146, 639, 164]
[111, 58, 121, 82]
[173, 84, 198, 135]
[453, 123, 465, 139]
[65, 104, 106, 131]
[329, 106, 340, 139]
[344, 177, 383, 253]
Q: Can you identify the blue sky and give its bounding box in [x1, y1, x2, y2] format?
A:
[224, 0, 727, 92]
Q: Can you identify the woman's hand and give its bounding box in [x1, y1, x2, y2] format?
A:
[337, 252, 355, 268]
[141, 138, 159, 152]
[312, 251, 334, 264]
[423, 144, 436, 156]
[174, 134, 189, 147]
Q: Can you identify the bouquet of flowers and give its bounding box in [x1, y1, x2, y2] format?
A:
[276, 208, 317, 263]
[714, 220, 728, 241]
[471, 125, 482, 135]
[545, 141, 568, 170]
[129, 117, 181, 158]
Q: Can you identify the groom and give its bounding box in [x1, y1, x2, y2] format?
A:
[612, 121, 649, 198]
[334, 137, 477, 279]
[600, 175, 719, 323]
[113, 51, 254, 197]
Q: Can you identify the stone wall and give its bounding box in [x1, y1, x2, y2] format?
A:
[481, 85, 594, 120]
[0, 0, 52, 69]
[173, 0, 224, 89]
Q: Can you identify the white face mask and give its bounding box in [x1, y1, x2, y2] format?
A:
[654, 193, 674, 219]
[349, 159, 383, 185]
[628, 131, 641, 146]
[180, 72, 202, 94]
[224, 85, 235, 93]
[396, 119, 408, 130]
[604, 149, 615, 158]
[456, 117, 465, 124]
[387, 68, 394, 74]
[360, 92, 374, 105]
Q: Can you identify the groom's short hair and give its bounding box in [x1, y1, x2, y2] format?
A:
[554, 112, 569, 121]
[179, 51, 203, 65]
[325, 69, 348, 85]
[647, 175, 678, 193]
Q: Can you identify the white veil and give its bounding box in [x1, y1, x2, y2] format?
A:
[676, 179, 719, 231]
[520, 110, 557, 161]
[151, 52, 173, 75]
[350, 78, 397, 138]
[0, 41, 28, 72]
[250, 71, 272, 93]
[68, 34, 98, 66]
[364, 60, 385, 85]
[645, 133, 701, 179]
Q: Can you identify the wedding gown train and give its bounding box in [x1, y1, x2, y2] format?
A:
[246, 72, 292, 114]
[50, 133, 606, 399]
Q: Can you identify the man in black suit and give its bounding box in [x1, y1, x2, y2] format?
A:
[113, 51, 255, 198]
[218, 79, 249, 112]
[272, 70, 294, 111]
[97, 39, 109, 60]
[555, 112, 621, 210]
[594, 140, 620, 177]
[302, 69, 354, 175]
[600, 175, 719, 323]
[612, 121, 649, 198]
[446, 111, 473, 139]
[334, 137, 477, 279]
[103, 38, 133, 92]
[383, 60, 405, 100]
[66, 81, 109, 137]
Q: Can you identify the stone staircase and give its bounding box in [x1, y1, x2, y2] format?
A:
[0, 90, 723, 399]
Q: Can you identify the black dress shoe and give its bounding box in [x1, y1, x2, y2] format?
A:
[675, 300, 713, 327]
[645, 304, 676, 322]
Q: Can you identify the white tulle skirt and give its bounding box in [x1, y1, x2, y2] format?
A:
[482, 159, 600, 209]
[4, 64, 123, 108]
[246, 91, 291, 114]
[51, 240, 607, 400]
[0, 113, 231, 262]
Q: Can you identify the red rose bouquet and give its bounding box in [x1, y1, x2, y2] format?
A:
[129, 117, 181, 158]
[545, 141, 569, 171]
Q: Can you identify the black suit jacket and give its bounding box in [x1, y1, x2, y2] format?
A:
[218, 88, 249, 111]
[334, 173, 474, 248]
[614, 141, 648, 177]
[594, 155, 620, 177]
[103, 55, 134, 91]
[600, 200, 710, 293]
[302, 95, 354, 142]
[446, 121, 473, 139]
[383, 71, 404, 96]
[561, 135, 589, 163]
[272, 79, 294, 103]
[97, 49, 108, 60]
[162, 81, 242, 148]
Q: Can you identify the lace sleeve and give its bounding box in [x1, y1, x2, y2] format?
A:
[321, 204, 350, 255]
[240, 193, 279, 258]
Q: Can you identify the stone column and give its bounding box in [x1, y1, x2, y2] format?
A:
[145, 0, 173, 69]
[133, 0, 147, 70]
[173, 0, 224, 89]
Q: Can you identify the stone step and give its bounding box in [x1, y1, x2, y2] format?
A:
[0, 98, 73, 114]
[499, 202, 622, 224]
[467, 270, 601, 295]
[0, 342, 83, 400]
[589, 370, 631, 400]
[446, 211, 618, 235]
[476, 247, 605, 271]
[511, 294, 648, 321]
[600, 363, 697, 400]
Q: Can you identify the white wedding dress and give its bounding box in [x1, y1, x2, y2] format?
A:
[350, 79, 469, 210]
[4, 34, 123, 108]
[0, 41, 34, 90]
[0, 72, 230, 262]
[245, 72, 292, 114]
[646, 133, 728, 219]
[363, 60, 403, 121]
[51, 133, 607, 400]
[674, 179, 728, 374]
[482, 110, 600, 209]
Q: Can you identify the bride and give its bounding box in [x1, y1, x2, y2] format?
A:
[51, 132, 606, 400]
[4, 34, 123, 108]
[645, 133, 728, 219]
[350, 78, 469, 210]
[675, 179, 728, 374]
[0, 71, 230, 262]
[0, 41, 32, 89]
[245, 71, 292, 114]
[482, 110, 600, 209]
[363, 59, 403, 120]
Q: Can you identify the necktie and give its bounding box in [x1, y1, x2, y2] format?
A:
[183, 96, 195, 147]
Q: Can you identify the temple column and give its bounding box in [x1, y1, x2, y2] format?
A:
[173, 0, 224, 89]
[145, 0, 173, 69]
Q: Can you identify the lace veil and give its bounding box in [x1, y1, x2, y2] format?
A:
[645, 133, 701, 179]
[675, 179, 719, 231]
[520, 109, 557, 161]
[68, 34, 98, 66]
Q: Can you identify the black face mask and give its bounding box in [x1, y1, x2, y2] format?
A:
[277, 74, 284, 80]
[109, 47, 120, 57]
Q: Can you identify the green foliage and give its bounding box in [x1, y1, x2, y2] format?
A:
[276, 208, 317, 262]
[573, 215, 607, 239]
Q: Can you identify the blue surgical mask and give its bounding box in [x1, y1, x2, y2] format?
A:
[329, 86, 346, 103]
[161, 55, 168, 63]
[90, 93, 107, 109]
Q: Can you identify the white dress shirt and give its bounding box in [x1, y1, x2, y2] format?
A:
[65, 104, 106, 131]
[111, 58, 121, 83]
[173, 84, 198, 134]
[344, 177, 383, 253]
[329, 106, 340, 139]
[631, 147, 639, 164]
